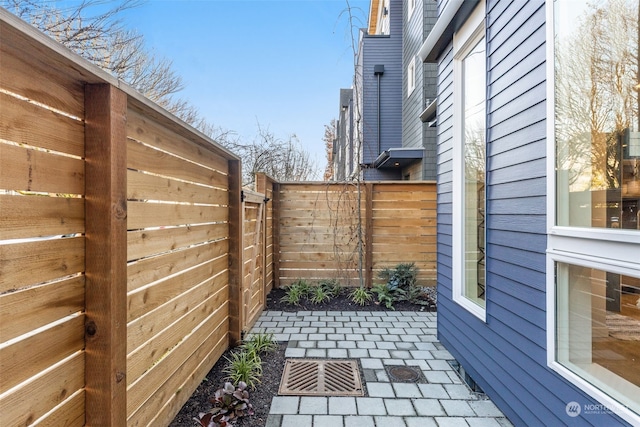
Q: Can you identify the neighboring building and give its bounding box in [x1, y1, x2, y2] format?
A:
[358, 0, 404, 180]
[333, 88, 354, 181]
[422, 0, 640, 425]
[332, 0, 439, 182]
[401, 0, 438, 180]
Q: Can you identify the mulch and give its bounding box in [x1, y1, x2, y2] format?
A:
[169, 287, 436, 427]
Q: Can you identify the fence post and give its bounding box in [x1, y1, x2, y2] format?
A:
[272, 181, 281, 288]
[228, 159, 243, 346]
[364, 183, 374, 288]
[84, 83, 128, 425]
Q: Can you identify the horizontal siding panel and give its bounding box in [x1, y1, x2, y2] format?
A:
[489, 157, 546, 184]
[488, 178, 546, 199]
[487, 196, 546, 215]
[489, 120, 546, 155]
[489, 81, 545, 126]
[489, 141, 545, 170]
[488, 242, 546, 272]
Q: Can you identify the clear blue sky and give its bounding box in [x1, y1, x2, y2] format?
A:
[120, 0, 370, 168]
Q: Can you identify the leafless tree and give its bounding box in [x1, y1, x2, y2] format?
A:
[224, 123, 320, 187]
[555, 0, 638, 189]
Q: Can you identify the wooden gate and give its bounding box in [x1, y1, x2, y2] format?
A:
[241, 190, 267, 333]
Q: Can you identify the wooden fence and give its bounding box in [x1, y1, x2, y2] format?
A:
[0, 10, 244, 427]
[270, 181, 437, 287]
[0, 10, 436, 427]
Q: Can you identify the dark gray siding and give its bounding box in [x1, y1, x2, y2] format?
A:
[361, 0, 403, 180]
[436, 1, 631, 426]
[402, 0, 424, 150]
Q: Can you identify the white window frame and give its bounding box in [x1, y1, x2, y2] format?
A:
[407, 57, 416, 96]
[545, 2, 640, 425]
[408, 0, 416, 21]
[451, 0, 486, 322]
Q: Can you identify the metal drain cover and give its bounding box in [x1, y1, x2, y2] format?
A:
[386, 365, 425, 383]
[279, 359, 364, 396]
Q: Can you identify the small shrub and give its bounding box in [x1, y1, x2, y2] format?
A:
[309, 285, 331, 304]
[193, 381, 254, 427]
[280, 279, 312, 305]
[280, 284, 304, 305]
[379, 262, 418, 291]
[242, 332, 277, 355]
[223, 350, 262, 389]
[318, 279, 342, 297]
[349, 287, 372, 306]
[372, 283, 395, 310]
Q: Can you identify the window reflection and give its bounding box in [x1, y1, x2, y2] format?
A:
[463, 37, 486, 306]
[555, 0, 640, 230]
[556, 263, 640, 414]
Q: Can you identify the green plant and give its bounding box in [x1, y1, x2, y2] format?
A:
[349, 287, 372, 306]
[193, 381, 254, 427]
[379, 262, 418, 291]
[309, 285, 332, 304]
[242, 332, 277, 355]
[280, 284, 304, 305]
[318, 279, 342, 297]
[280, 279, 312, 305]
[223, 350, 262, 389]
[372, 283, 395, 310]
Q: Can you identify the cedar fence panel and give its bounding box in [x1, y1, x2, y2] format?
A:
[0, 10, 242, 427]
[272, 181, 437, 288]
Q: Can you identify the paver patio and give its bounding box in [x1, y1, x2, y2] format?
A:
[249, 310, 514, 427]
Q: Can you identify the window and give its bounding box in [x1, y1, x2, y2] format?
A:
[548, 0, 640, 423]
[452, 0, 486, 320]
[407, 58, 416, 96]
[408, 0, 416, 20]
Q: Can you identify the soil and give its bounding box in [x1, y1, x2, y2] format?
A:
[169, 287, 437, 427]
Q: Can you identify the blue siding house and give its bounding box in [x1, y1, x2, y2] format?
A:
[421, 0, 640, 425]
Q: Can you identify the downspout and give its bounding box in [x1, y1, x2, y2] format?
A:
[374, 65, 385, 155]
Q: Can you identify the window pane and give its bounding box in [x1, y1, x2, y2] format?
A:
[555, 0, 640, 230]
[463, 38, 486, 306]
[556, 262, 640, 414]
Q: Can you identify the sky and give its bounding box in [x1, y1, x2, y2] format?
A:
[118, 0, 370, 170]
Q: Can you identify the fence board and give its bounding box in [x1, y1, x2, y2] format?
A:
[126, 304, 228, 421]
[127, 108, 229, 174]
[0, 275, 84, 342]
[127, 223, 228, 261]
[0, 315, 84, 395]
[36, 390, 85, 427]
[128, 138, 227, 188]
[127, 169, 226, 205]
[145, 332, 227, 426]
[0, 25, 86, 116]
[0, 237, 84, 292]
[127, 239, 228, 292]
[127, 278, 228, 356]
[127, 201, 228, 230]
[0, 140, 84, 194]
[127, 282, 227, 385]
[0, 352, 85, 427]
[127, 255, 228, 322]
[0, 194, 84, 240]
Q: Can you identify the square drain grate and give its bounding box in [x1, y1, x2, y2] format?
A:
[279, 359, 364, 396]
